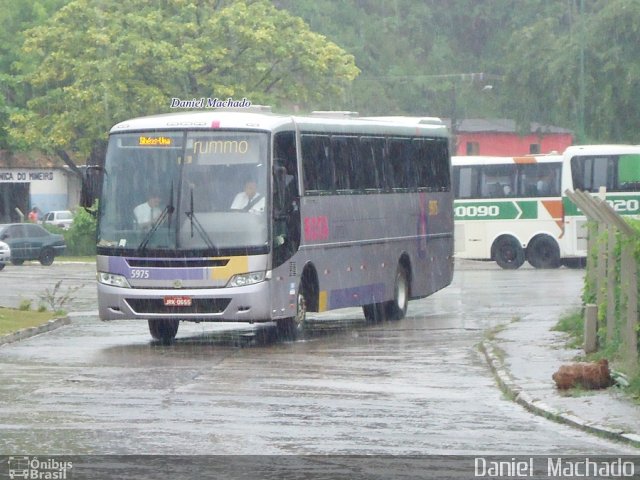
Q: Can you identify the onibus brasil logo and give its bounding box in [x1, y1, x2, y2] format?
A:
[7, 457, 72, 479]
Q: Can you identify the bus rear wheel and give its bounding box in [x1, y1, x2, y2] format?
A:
[527, 236, 560, 269]
[362, 303, 385, 323]
[493, 236, 525, 270]
[384, 265, 409, 320]
[148, 318, 179, 344]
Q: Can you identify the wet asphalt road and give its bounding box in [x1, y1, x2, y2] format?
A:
[0, 260, 636, 454]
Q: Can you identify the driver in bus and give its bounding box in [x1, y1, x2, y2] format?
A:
[230, 177, 265, 213]
[134, 190, 162, 229]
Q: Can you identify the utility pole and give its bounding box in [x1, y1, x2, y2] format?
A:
[578, 0, 586, 142]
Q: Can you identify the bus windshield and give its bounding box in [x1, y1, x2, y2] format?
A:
[97, 131, 269, 255]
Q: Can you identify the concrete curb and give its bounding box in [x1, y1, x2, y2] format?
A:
[479, 340, 640, 449]
[0, 316, 71, 346]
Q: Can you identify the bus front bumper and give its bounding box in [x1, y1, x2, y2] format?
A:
[97, 282, 276, 323]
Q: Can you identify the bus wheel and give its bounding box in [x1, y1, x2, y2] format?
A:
[148, 318, 179, 344]
[276, 290, 307, 340]
[384, 265, 409, 320]
[362, 303, 385, 323]
[561, 257, 586, 269]
[493, 236, 525, 269]
[527, 236, 560, 269]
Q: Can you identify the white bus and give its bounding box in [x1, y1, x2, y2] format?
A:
[452, 154, 566, 269]
[562, 144, 640, 257]
[83, 109, 454, 342]
[452, 145, 640, 269]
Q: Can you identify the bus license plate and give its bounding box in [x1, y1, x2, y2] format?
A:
[163, 296, 192, 307]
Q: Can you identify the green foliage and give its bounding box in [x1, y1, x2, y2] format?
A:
[7, 0, 359, 160]
[0, 307, 58, 336]
[64, 206, 97, 256]
[502, 0, 640, 142]
[18, 299, 32, 311]
[0, 0, 69, 150]
[37, 279, 82, 313]
[581, 217, 640, 381]
[3, 1, 640, 159]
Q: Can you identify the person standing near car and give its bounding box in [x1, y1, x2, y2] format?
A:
[28, 207, 38, 223]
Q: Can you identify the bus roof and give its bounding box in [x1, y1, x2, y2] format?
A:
[452, 154, 562, 166]
[563, 144, 640, 157]
[109, 110, 448, 137]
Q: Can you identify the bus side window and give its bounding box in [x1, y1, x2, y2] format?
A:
[358, 137, 381, 190]
[301, 134, 332, 194]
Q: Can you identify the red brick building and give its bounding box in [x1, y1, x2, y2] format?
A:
[448, 118, 574, 156]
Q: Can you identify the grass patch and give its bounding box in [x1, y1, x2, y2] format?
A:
[552, 310, 584, 349]
[0, 307, 59, 336]
[553, 310, 640, 404]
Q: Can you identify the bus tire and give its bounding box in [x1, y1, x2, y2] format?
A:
[362, 303, 385, 323]
[493, 236, 525, 270]
[148, 318, 179, 344]
[276, 289, 307, 341]
[384, 265, 409, 320]
[527, 235, 560, 269]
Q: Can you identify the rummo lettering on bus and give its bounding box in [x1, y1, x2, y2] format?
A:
[454, 200, 538, 221]
[187, 135, 261, 165]
[192, 140, 249, 155]
[0, 170, 55, 183]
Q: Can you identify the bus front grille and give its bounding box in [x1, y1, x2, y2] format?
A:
[125, 298, 231, 315]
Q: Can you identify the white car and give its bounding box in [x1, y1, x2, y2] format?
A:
[0, 240, 10, 271]
[41, 210, 74, 229]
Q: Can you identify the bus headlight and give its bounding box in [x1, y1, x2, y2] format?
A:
[98, 272, 131, 288]
[228, 271, 266, 287]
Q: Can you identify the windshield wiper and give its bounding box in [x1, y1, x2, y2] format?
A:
[185, 188, 216, 250]
[137, 183, 175, 252]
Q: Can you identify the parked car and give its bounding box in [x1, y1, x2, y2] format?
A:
[0, 223, 66, 266]
[41, 210, 74, 229]
[0, 240, 10, 271]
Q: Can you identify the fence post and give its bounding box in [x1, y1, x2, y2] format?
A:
[621, 242, 638, 367]
[596, 220, 607, 323]
[605, 225, 617, 345]
[584, 303, 598, 354]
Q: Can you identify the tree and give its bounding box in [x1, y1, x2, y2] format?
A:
[0, 0, 69, 150]
[8, 0, 359, 164]
[501, 0, 640, 143]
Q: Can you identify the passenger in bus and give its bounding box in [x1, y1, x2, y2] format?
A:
[536, 171, 555, 195]
[230, 177, 265, 213]
[134, 190, 162, 229]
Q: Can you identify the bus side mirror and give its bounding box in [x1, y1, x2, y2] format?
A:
[80, 166, 104, 212]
